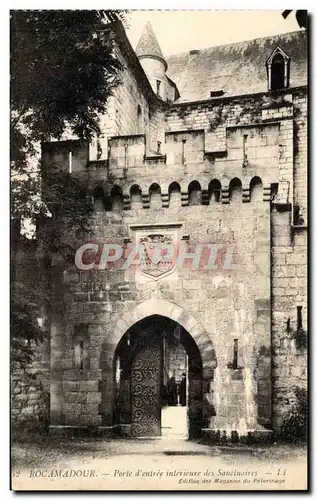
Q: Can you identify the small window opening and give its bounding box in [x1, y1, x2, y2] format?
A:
[137, 105, 142, 133]
[271, 53, 285, 90]
[74, 324, 88, 371]
[79, 340, 84, 370]
[182, 139, 186, 164]
[243, 134, 248, 168]
[267, 47, 290, 91]
[297, 306, 303, 330]
[233, 339, 238, 370]
[68, 151, 72, 174]
[156, 80, 161, 96]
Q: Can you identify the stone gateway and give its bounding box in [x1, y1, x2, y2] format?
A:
[11, 20, 307, 443]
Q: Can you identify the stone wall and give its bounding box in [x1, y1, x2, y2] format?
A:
[11, 340, 50, 431]
[47, 171, 272, 436]
[90, 46, 164, 161]
[270, 91, 307, 428]
[293, 90, 308, 223]
[12, 80, 307, 436]
[11, 239, 50, 430]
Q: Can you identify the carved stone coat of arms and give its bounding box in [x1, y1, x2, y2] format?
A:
[139, 234, 175, 279]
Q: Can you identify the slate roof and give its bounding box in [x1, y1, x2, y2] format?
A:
[136, 21, 167, 68]
[165, 30, 307, 103]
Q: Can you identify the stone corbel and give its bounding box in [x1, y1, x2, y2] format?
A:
[221, 186, 230, 204]
[123, 194, 131, 211]
[263, 184, 272, 202]
[181, 192, 189, 207]
[242, 186, 250, 203]
[142, 193, 150, 209]
[162, 192, 169, 208]
[202, 189, 209, 205]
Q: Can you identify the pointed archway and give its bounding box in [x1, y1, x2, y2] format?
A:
[99, 299, 217, 437]
[112, 298, 217, 377]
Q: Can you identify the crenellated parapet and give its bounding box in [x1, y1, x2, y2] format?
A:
[41, 88, 297, 225]
[89, 176, 271, 212]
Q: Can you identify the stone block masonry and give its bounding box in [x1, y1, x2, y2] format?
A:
[47, 183, 272, 436]
[11, 26, 307, 441]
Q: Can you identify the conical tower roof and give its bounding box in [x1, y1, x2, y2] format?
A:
[136, 22, 167, 69]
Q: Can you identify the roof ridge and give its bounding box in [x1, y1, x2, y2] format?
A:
[166, 29, 305, 59]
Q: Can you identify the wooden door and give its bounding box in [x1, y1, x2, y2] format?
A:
[131, 332, 162, 437]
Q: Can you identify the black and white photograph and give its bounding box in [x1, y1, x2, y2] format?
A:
[10, 9, 308, 491]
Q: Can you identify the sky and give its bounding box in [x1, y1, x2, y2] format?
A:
[126, 10, 301, 56]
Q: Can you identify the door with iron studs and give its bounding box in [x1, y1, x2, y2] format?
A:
[131, 329, 162, 437]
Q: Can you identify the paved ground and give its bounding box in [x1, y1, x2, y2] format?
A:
[11, 434, 307, 491]
[161, 406, 187, 438]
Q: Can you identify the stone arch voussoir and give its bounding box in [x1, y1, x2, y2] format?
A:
[112, 298, 216, 369]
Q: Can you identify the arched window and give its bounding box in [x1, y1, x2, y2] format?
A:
[73, 324, 89, 371]
[250, 176, 263, 202]
[266, 47, 290, 91]
[93, 187, 105, 212]
[130, 185, 142, 209]
[209, 179, 221, 203]
[168, 182, 181, 207]
[271, 53, 285, 90]
[111, 185, 124, 211]
[229, 178, 242, 203]
[188, 181, 202, 206]
[149, 183, 162, 209]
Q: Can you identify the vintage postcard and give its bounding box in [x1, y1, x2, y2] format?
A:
[10, 9, 308, 491]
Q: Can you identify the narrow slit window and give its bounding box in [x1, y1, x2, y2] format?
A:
[271, 54, 285, 90]
[297, 306, 303, 330]
[137, 105, 142, 133]
[68, 151, 72, 174]
[182, 139, 186, 164]
[156, 80, 161, 96]
[233, 339, 238, 370]
[74, 343, 80, 368]
[243, 134, 248, 167]
[80, 340, 84, 370]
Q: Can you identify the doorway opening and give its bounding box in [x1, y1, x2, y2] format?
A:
[161, 329, 188, 438]
[113, 315, 203, 439]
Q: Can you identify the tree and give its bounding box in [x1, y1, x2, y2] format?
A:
[10, 10, 129, 368]
[10, 10, 128, 188]
[282, 10, 307, 29]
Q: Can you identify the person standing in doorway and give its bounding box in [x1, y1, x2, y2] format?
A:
[167, 376, 178, 406]
[179, 373, 186, 406]
[171, 376, 178, 406]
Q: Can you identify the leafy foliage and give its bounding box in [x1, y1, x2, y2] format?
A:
[282, 10, 307, 29]
[11, 11, 125, 145]
[10, 10, 128, 213]
[11, 283, 44, 369]
[10, 10, 128, 368]
[291, 327, 307, 350]
[279, 387, 308, 443]
[41, 165, 94, 262]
